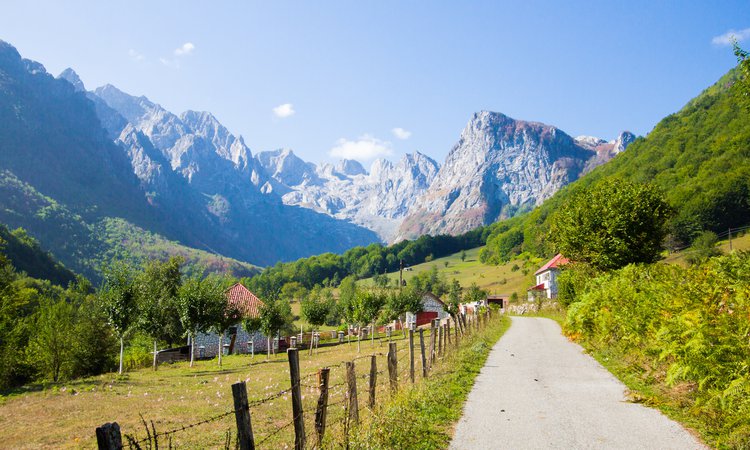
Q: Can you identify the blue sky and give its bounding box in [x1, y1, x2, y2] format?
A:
[1, 1, 748, 165]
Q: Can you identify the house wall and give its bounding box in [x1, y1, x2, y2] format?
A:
[535, 269, 561, 299]
[406, 295, 449, 327]
[194, 324, 268, 358]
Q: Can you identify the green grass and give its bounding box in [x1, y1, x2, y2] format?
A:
[361, 247, 543, 300]
[344, 314, 510, 449]
[661, 231, 750, 266]
[0, 322, 490, 449]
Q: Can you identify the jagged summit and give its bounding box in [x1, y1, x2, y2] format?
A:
[336, 159, 367, 176]
[397, 110, 633, 240]
[57, 68, 85, 92]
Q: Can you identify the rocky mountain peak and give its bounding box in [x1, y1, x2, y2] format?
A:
[94, 84, 163, 128]
[613, 131, 635, 154]
[256, 148, 319, 187]
[57, 68, 85, 92]
[397, 111, 596, 240]
[336, 159, 367, 177]
[180, 110, 251, 169]
[575, 135, 606, 150]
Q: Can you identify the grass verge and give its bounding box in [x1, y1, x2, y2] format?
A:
[344, 314, 510, 449]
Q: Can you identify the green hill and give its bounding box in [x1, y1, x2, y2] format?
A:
[0, 224, 76, 286]
[0, 171, 258, 282]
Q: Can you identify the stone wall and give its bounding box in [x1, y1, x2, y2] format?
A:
[194, 324, 268, 358]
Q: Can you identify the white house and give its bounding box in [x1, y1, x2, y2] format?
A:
[527, 254, 569, 301]
[405, 292, 450, 328]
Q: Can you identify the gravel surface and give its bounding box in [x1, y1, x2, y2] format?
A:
[450, 316, 706, 449]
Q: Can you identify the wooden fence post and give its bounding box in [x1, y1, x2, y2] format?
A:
[437, 322, 443, 357]
[387, 342, 398, 393]
[446, 320, 451, 346]
[232, 381, 255, 450]
[368, 355, 377, 408]
[429, 320, 437, 366]
[455, 318, 460, 348]
[346, 361, 359, 424]
[287, 348, 305, 450]
[408, 329, 415, 383]
[315, 368, 330, 447]
[419, 329, 428, 378]
[96, 422, 122, 450]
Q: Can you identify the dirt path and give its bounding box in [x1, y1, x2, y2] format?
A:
[450, 316, 705, 449]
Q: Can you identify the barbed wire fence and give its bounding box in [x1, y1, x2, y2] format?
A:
[95, 307, 500, 450]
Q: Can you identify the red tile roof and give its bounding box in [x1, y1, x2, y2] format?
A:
[225, 283, 264, 319]
[534, 254, 569, 276]
[527, 283, 546, 291]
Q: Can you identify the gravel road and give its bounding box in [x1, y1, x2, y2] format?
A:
[450, 316, 706, 449]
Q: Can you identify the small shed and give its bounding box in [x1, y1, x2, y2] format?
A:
[486, 294, 509, 310]
[406, 292, 450, 328]
[193, 283, 268, 358]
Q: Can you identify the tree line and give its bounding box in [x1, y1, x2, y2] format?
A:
[1, 237, 490, 390]
[244, 227, 488, 300]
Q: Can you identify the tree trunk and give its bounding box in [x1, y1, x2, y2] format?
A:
[267, 335, 271, 360]
[357, 327, 361, 353]
[190, 332, 195, 368]
[118, 336, 124, 375]
[218, 332, 223, 367]
[371, 321, 375, 347]
[153, 340, 158, 371]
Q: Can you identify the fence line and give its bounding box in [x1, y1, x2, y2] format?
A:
[96, 309, 501, 449]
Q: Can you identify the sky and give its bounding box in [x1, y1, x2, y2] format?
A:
[1, 1, 749, 166]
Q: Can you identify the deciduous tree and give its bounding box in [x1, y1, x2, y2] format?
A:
[177, 274, 225, 367]
[550, 179, 672, 270]
[99, 263, 138, 374]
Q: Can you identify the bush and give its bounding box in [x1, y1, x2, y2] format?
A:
[685, 230, 722, 265]
[565, 252, 750, 447]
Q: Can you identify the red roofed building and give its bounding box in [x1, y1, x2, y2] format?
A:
[194, 283, 268, 358]
[528, 254, 569, 300]
[226, 283, 264, 319]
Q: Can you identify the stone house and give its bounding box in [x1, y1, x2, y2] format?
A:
[193, 283, 268, 358]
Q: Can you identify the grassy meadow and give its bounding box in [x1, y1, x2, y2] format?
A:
[360, 247, 545, 300]
[0, 315, 508, 449]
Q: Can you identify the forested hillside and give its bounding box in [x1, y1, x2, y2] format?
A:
[481, 67, 750, 263]
[0, 172, 258, 281]
[0, 224, 76, 286]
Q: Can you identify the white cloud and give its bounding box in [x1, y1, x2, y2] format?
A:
[329, 135, 393, 161]
[272, 103, 295, 118]
[712, 28, 750, 46]
[128, 49, 144, 62]
[159, 57, 179, 68]
[174, 42, 195, 56]
[392, 127, 412, 140]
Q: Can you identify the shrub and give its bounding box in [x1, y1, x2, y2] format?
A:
[565, 252, 750, 447]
